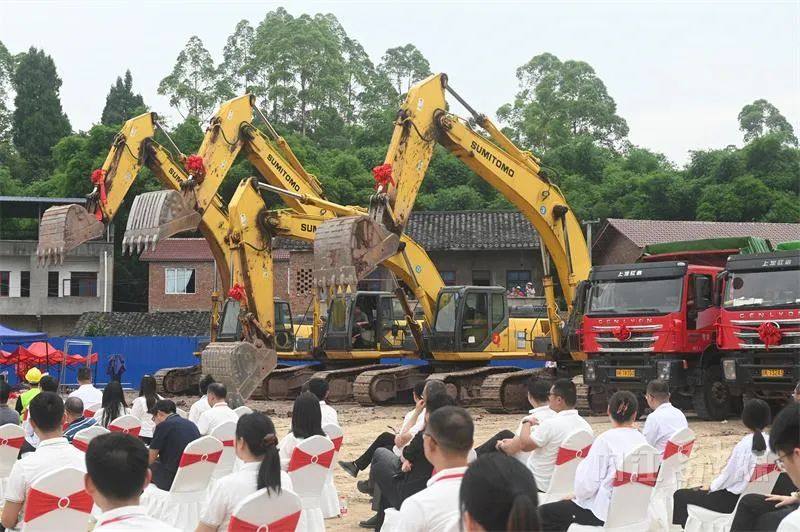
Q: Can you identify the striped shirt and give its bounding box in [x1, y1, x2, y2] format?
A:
[64, 416, 98, 442]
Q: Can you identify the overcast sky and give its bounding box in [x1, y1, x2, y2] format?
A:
[1, 1, 798, 165]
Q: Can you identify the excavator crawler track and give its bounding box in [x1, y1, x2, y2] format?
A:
[259, 365, 318, 400]
[154, 365, 202, 396]
[483, 367, 557, 413]
[311, 364, 393, 403]
[353, 365, 428, 406]
[201, 341, 277, 408]
[427, 366, 522, 407]
[37, 204, 105, 265]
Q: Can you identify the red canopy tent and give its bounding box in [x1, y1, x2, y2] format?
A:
[7, 343, 98, 380]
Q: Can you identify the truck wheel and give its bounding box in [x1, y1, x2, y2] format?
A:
[692, 366, 730, 420]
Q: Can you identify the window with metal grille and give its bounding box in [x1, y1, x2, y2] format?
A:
[48, 272, 59, 297]
[0, 272, 8, 297]
[70, 272, 98, 297]
[295, 268, 313, 295]
[20, 271, 30, 297]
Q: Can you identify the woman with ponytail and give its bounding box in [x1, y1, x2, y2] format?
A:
[278, 391, 326, 464]
[539, 391, 647, 531]
[196, 413, 293, 532]
[460, 453, 540, 531]
[672, 398, 771, 527]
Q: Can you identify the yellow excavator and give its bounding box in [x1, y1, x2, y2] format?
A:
[313, 73, 592, 407]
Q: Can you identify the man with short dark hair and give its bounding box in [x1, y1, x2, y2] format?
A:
[397, 406, 474, 531]
[189, 374, 215, 424]
[86, 433, 179, 530]
[63, 396, 97, 442]
[772, 403, 800, 531]
[148, 399, 200, 491]
[1, 392, 86, 529]
[642, 379, 688, 454]
[0, 381, 19, 426]
[69, 366, 102, 407]
[196, 382, 238, 435]
[307, 377, 338, 426]
[517, 378, 593, 493]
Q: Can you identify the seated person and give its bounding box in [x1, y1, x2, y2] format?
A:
[277, 392, 326, 465]
[86, 433, 179, 531]
[63, 396, 98, 442]
[2, 392, 86, 529]
[196, 383, 238, 435]
[673, 399, 772, 527]
[642, 379, 688, 454]
[148, 399, 201, 491]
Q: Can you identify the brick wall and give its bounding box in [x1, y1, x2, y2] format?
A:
[286, 251, 314, 314]
[148, 261, 221, 312]
[593, 234, 642, 265]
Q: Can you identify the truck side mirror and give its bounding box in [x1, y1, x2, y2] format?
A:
[693, 276, 713, 310]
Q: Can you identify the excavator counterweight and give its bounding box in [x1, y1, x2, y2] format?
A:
[122, 190, 201, 254]
[37, 204, 105, 265]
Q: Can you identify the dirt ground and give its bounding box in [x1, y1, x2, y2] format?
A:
[169, 396, 747, 531]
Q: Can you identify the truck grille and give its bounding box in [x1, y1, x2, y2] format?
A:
[591, 324, 661, 353]
[732, 318, 800, 350]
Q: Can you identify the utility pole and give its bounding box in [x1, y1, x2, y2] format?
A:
[582, 220, 600, 263]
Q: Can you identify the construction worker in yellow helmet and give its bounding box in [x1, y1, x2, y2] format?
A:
[15, 367, 43, 420]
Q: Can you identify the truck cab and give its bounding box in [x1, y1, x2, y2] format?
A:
[719, 249, 800, 403]
[581, 261, 725, 418]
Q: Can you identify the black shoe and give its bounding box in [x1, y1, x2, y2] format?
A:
[357, 479, 371, 494]
[359, 514, 379, 529]
[339, 460, 359, 478]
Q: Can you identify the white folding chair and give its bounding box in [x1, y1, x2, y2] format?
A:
[321, 423, 344, 518]
[287, 435, 335, 532]
[108, 414, 142, 437]
[142, 435, 223, 530]
[648, 427, 696, 532]
[0, 423, 25, 500]
[234, 405, 253, 417]
[72, 425, 110, 452]
[684, 451, 781, 532]
[83, 402, 100, 418]
[210, 420, 237, 479]
[176, 408, 188, 419]
[229, 487, 303, 531]
[568, 443, 660, 532]
[21, 467, 93, 531]
[539, 430, 594, 504]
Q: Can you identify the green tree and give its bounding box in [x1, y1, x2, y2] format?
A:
[100, 70, 146, 126]
[158, 36, 219, 119]
[219, 20, 256, 97]
[11, 47, 71, 179]
[738, 99, 797, 145]
[0, 40, 15, 142]
[497, 53, 628, 151]
[378, 44, 431, 95]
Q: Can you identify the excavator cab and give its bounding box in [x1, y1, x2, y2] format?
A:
[321, 292, 414, 352]
[430, 286, 509, 352]
[215, 297, 295, 352]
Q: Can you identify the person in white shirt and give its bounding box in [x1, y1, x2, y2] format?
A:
[197, 412, 293, 532]
[306, 377, 339, 426]
[539, 390, 647, 530]
[130, 375, 161, 444]
[642, 379, 688, 454]
[85, 432, 178, 531]
[68, 366, 103, 407]
[396, 405, 474, 532]
[339, 381, 427, 478]
[769, 402, 800, 532]
[672, 398, 772, 527]
[1, 392, 87, 529]
[189, 375, 215, 424]
[278, 391, 326, 465]
[511, 378, 593, 493]
[485, 376, 555, 460]
[196, 383, 239, 435]
[460, 453, 540, 532]
[93, 380, 131, 428]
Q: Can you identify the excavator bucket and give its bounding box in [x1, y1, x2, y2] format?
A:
[121, 190, 201, 254]
[201, 341, 277, 408]
[313, 215, 401, 293]
[37, 204, 105, 266]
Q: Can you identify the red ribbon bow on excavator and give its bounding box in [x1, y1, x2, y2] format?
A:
[372, 163, 394, 190]
[90, 168, 107, 221]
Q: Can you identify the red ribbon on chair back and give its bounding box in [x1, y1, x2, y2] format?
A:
[222, 439, 235, 447]
[83, 410, 95, 418]
[179, 449, 223, 468]
[750, 463, 779, 482]
[612, 470, 658, 488]
[109, 425, 141, 437]
[555, 444, 592, 465]
[73, 439, 89, 452]
[663, 439, 695, 460]
[228, 510, 301, 532]
[331, 436, 343, 453]
[23, 488, 94, 521]
[0, 436, 26, 450]
[287, 447, 334, 472]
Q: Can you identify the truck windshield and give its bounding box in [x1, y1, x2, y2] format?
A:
[434, 292, 460, 332]
[587, 278, 683, 315]
[724, 269, 800, 308]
